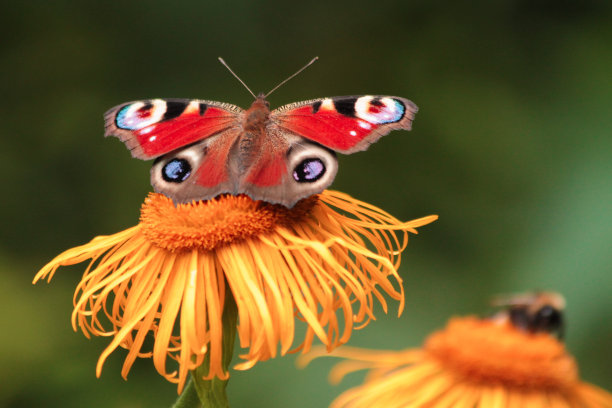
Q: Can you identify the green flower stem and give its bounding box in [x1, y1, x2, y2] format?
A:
[172, 379, 203, 408]
[172, 292, 238, 408]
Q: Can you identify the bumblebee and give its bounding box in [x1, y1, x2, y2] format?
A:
[491, 291, 565, 339]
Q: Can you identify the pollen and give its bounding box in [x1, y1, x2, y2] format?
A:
[140, 193, 317, 252]
[424, 317, 578, 389]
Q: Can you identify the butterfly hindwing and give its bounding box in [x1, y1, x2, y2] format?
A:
[271, 95, 417, 153]
[237, 132, 338, 206]
[104, 98, 243, 159]
[150, 129, 241, 203]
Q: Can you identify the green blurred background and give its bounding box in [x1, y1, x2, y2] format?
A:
[1, 1, 611, 407]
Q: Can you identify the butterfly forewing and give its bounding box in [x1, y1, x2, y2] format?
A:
[104, 98, 243, 159]
[270, 95, 417, 154]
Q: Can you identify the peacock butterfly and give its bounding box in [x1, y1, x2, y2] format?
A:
[104, 59, 418, 207]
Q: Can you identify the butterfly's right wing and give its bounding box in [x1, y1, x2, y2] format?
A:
[236, 95, 417, 207]
[271, 95, 417, 154]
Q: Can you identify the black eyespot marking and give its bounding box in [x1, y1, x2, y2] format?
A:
[163, 101, 188, 121]
[333, 98, 357, 117]
[370, 98, 384, 107]
[312, 101, 322, 114]
[162, 158, 191, 183]
[199, 103, 207, 116]
[293, 158, 325, 182]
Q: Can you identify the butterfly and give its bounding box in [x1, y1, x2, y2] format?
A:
[104, 61, 418, 207]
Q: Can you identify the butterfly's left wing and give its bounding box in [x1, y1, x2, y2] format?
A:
[105, 98, 245, 203]
[270, 95, 417, 154]
[104, 98, 243, 159]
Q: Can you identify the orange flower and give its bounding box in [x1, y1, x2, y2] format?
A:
[301, 293, 612, 408]
[34, 190, 436, 392]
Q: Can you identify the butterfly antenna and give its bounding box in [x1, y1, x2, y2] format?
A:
[218, 57, 257, 99]
[265, 56, 319, 98]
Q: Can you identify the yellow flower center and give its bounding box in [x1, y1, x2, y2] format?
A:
[424, 316, 578, 390]
[139, 193, 317, 251]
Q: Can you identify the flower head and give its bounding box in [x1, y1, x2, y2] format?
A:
[301, 292, 612, 408]
[34, 190, 436, 392]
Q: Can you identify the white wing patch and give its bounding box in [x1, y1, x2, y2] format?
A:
[354, 96, 405, 124]
[115, 99, 168, 130]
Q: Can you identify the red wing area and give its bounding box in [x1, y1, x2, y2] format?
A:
[104, 99, 242, 159]
[244, 150, 287, 186]
[241, 135, 290, 187]
[275, 105, 375, 151]
[271, 96, 416, 154]
[195, 134, 239, 187]
[237, 142, 291, 206]
[136, 107, 237, 158]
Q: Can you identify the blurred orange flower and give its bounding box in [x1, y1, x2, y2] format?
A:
[301, 293, 612, 408]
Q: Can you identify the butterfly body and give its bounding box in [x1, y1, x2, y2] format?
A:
[237, 95, 274, 174]
[105, 94, 417, 207]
